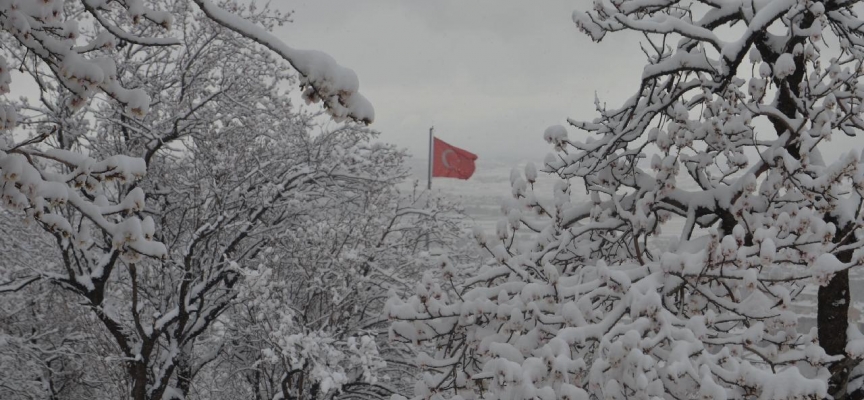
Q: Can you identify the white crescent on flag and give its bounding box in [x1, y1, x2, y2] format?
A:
[441, 149, 456, 169]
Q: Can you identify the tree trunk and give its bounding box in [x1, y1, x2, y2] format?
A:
[820, 268, 851, 397]
[130, 360, 149, 400]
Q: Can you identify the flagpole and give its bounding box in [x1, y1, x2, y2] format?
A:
[427, 126, 434, 190]
[426, 126, 435, 251]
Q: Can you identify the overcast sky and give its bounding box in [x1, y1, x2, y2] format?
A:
[275, 1, 646, 162]
[9, 2, 858, 165]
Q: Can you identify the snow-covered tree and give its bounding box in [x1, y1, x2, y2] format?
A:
[0, 0, 371, 286]
[0, 1, 382, 399]
[389, 1, 864, 399]
[0, 210, 128, 399]
[0, 0, 372, 295]
[206, 186, 469, 400]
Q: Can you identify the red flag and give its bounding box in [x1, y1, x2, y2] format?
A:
[432, 137, 477, 179]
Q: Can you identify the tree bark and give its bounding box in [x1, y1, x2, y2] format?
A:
[820, 268, 851, 397]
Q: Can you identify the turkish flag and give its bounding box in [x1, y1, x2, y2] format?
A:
[433, 137, 477, 179]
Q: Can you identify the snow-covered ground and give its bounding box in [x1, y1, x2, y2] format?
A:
[406, 155, 864, 328]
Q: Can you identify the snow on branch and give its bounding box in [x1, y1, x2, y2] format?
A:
[190, 0, 375, 124]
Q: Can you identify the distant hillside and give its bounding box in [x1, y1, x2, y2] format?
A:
[402, 156, 562, 233]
